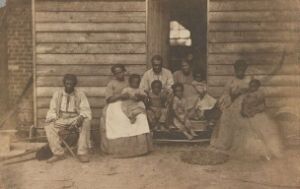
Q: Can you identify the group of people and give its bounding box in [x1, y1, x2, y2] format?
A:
[43, 55, 284, 163]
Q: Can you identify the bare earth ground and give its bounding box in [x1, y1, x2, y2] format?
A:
[1, 144, 300, 189]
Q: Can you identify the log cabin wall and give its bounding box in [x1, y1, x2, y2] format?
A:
[207, 0, 300, 113]
[33, 0, 147, 127]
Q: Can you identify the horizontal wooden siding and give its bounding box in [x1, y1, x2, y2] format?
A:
[34, 0, 147, 126]
[208, 0, 300, 113]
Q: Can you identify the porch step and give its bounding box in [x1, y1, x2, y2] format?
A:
[153, 120, 213, 143]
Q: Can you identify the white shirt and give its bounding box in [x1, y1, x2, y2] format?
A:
[139, 68, 174, 92]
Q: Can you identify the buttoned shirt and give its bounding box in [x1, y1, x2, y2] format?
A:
[46, 89, 92, 122]
[139, 68, 174, 92]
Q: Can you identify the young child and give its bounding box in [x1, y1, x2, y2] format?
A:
[241, 79, 283, 159]
[146, 80, 168, 130]
[241, 79, 265, 118]
[171, 83, 198, 140]
[190, 72, 217, 122]
[121, 74, 147, 124]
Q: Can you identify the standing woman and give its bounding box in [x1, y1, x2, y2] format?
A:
[100, 64, 153, 157]
[210, 60, 251, 152]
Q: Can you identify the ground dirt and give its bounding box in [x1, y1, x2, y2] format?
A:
[1, 144, 300, 189]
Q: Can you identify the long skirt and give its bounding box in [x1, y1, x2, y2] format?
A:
[210, 95, 283, 160]
[210, 95, 246, 151]
[232, 112, 283, 160]
[100, 102, 153, 158]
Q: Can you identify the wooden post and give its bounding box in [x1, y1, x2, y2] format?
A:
[31, 0, 37, 128]
[147, 0, 170, 68]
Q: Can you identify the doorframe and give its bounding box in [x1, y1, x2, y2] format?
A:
[146, 0, 210, 74]
[31, 0, 37, 127]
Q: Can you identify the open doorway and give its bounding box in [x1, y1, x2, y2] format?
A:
[147, 0, 208, 77]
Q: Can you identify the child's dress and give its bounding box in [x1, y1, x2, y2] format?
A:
[191, 80, 217, 119]
[146, 92, 167, 127]
[172, 96, 193, 131]
[121, 87, 146, 123]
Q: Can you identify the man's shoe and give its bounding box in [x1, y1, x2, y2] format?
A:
[47, 155, 65, 163]
[78, 155, 90, 163]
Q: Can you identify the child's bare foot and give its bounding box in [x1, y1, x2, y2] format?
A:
[183, 131, 194, 140]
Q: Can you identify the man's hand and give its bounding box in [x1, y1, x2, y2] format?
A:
[45, 117, 58, 123]
[70, 115, 85, 129]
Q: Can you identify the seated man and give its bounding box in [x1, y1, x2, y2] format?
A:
[140, 55, 174, 127]
[140, 55, 174, 94]
[44, 74, 92, 163]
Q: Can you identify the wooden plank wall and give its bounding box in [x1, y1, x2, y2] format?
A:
[33, 0, 147, 126]
[147, 0, 170, 68]
[208, 0, 300, 112]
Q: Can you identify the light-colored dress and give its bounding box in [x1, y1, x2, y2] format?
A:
[210, 77, 251, 151]
[173, 71, 198, 110]
[100, 79, 152, 158]
[121, 87, 146, 122]
[211, 77, 283, 160]
[192, 80, 217, 112]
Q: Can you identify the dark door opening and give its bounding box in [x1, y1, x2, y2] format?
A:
[147, 0, 208, 77]
[169, 0, 208, 76]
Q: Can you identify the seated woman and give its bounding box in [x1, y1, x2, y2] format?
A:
[173, 60, 198, 111]
[210, 60, 283, 160]
[100, 64, 152, 158]
[210, 60, 251, 152]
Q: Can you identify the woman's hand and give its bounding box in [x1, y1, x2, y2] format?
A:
[134, 93, 146, 101]
[106, 93, 129, 103]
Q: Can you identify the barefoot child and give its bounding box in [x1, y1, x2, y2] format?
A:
[121, 74, 147, 124]
[146, 80, 168, 130]
[190, 72, 218, 123]
[171, 83, 197, 140]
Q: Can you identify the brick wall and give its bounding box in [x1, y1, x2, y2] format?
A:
[6, 0, 33, 125]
